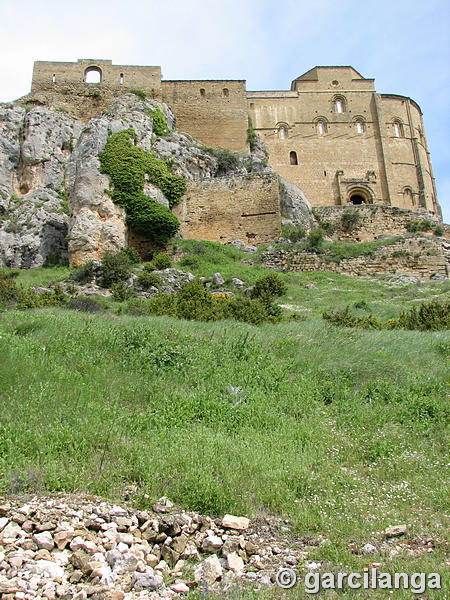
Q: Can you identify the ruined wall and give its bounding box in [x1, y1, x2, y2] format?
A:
[162, 80, 248, 151]
[262, 235, 448, 280]
[313, 205, 443, 242]
[172, 174, 281, 245]
[32, 59, 161, 95]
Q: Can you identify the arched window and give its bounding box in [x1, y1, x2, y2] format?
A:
[403, 187, 414, 206]
[84, 67, 102, 84]
[333, 95, 347, 113]
[316, 119, 327, 135]
[279, 126, 286, 140]
[223, 88, 229, 97]
[393, 120, 403, 137]
[355, 120, 364, 134]
[52, 74, 56, 84]
[200, 88, 206, 97]
[290, 151, 298, 165]
[120, 73, 124, 85]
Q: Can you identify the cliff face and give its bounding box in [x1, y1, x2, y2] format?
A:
[0, 95, 314, 268]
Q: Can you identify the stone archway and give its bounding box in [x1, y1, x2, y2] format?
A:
[347, 186, 374, 205]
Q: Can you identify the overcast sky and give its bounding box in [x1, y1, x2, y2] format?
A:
[1, 0, 449, 220]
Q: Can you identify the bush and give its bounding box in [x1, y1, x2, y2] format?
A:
[136, 271, 162, 290]
[305, 228, 325, 251]
[281, 224, 307, 242]
[130, 89, 146, 100]
[406, 219, 433, 233]
[0, 268, 19, 280]
[150, 252, 172, 270]
[228, 296, 272, 324]
[179, 255, 200, 269]
[204, 146, 241, 176]
[0, 277, 22, 306]
[433, 225, 444, 236]
[341, 210, 360, 232]
[323, 306, 383, 329]
[100, 251, 133, 288]
[251, 273, 287, 299]
[70, 261, 95, 284]
[118, 246, 141, 264]
[146, 107, 169, 137]
[111, 281, 136, 302]
[388, 300, 449, 331]
[66, 296, 103, 313]
[17, 285, 69, 310]
[176, 279, 214, 321]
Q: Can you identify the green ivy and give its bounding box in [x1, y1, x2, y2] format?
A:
[99, 129, 186, 244]
[145, 107, 170, 137]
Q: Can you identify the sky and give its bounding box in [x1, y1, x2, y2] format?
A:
[1, 0, 449, 221]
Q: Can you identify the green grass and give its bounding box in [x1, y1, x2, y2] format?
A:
[0, 244, 448, 598]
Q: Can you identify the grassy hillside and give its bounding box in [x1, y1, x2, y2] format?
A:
[0, 242, 448, 597]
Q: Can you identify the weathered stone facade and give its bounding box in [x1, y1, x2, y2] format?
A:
[28, 60, 441, 219]
[173, 174, 281, 245]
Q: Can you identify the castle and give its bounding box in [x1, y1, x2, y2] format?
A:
[30, 59, 440, 218]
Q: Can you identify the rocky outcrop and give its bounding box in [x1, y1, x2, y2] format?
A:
[0, 105, 83, 268]
[279, 177, 316, 230]
[0, 96, 314, 268]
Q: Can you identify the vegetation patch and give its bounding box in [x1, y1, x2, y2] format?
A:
[145, 106, 170, 137]
[99, 129, 186, 244]
[324, 299, 449, 331]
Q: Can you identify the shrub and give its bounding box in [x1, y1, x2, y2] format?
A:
[0, 277, 22, 306]
[17, 285, 69, 310]
[251, 273, 287, 298]
[388, 300, 449, 331]
[111, 281, 136, 302]
[70, 261, 95, 284]
[176, 279, 214, 321]
[247, 117, 258, 151]
[136, 271, 162, 290]
[281, 224, 307, 242]
[100, 251, 133, 288]
[433, 225, 444, 236]
[179, 255, 201, 269]
[323, 306, 383, 329]
[406, 219, 433, 233]
[305, 228, 325, 251]
[341, 210, 360, 232]
[118, 246, 141, 264]
[150, 252, 172, 270]
[130, 89, 146, 100]
[204, 146, 241, 176]
[146, 107, 170, 137]
[228, 297, 270, 324]
[66, 296, 103, 313]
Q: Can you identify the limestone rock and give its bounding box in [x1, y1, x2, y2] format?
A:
[213, 272, 224, 285]
[32, 531, 55, 551]
[194, 554, 223, 585]
[385, 525, 407, 538]
[222, 515, 250, 531]
[131, 571, 164, 591]
[279, 177, 315, 229]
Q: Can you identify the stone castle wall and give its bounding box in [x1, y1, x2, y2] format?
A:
[27, 60, 442, 221]
[172, 174, 281, 245]
[161, 81, 248, 152]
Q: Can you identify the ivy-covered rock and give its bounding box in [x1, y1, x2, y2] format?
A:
[99, 128, 185, 244]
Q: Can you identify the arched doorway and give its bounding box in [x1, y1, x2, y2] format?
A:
[84, 66, 102, 84]
[350, 194, 366, 205]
